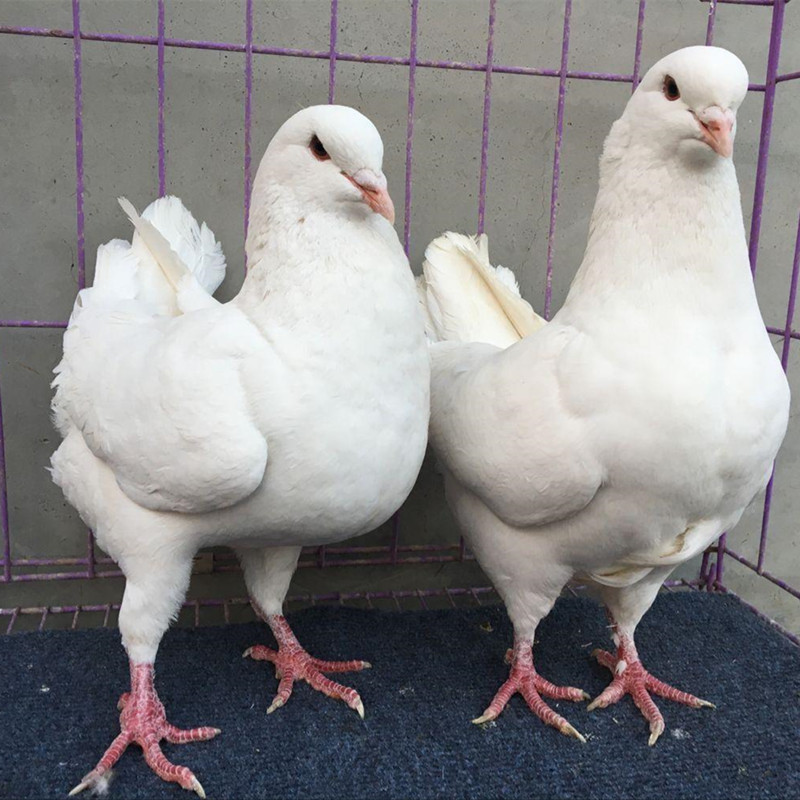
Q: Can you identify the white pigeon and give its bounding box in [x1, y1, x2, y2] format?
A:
[52, 105, 430, 796]
[418, 46, 789, 745]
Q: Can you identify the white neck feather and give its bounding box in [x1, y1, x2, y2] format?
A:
[563, 120, 753, 316]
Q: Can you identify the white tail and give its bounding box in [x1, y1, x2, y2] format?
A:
[115, 195, 226, 314]
[418, 232, 545, 348]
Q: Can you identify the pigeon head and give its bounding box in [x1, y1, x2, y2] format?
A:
[261, 105, 395, 224]
[620, 46, 748, 164]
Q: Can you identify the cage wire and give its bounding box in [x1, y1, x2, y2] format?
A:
[0, 0, 798, 643]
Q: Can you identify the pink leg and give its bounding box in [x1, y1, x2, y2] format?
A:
[589, 625, 714, 745]
[244, 614, 370, 718]
[472, 638, 589, 742]
[69, 663, 219, 797]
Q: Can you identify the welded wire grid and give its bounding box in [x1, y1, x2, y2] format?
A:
[0, 0, 799, 640]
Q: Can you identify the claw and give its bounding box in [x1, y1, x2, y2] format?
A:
[471, 712, 496, 726]
[191, 776, 206, 799]
[266, 697, 285, 715]
[353, 698, 365, 720]
[68, 779, 91, 797]
[648, 720, 665, 747]
[242, 647, 253, 659]
[697, 699, 716, 709]
[561, 721, 587, 743]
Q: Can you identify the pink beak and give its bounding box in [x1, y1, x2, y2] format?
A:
[696, 106, 735, 158]
[345, 169, 395, 224]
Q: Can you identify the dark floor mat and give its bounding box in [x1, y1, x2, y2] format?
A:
[0, 593, 798, 799]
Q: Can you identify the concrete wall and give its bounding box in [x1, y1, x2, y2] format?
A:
[1, 1, 799, 633]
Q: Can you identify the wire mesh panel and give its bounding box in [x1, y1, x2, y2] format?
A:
[0, 0, 798, 640]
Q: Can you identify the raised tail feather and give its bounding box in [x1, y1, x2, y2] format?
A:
[118, 196, 226, 314]
[82, 196, 226, 316]
[417, 232, 545, 348]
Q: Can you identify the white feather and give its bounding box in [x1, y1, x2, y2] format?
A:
[418, 231, 545, 347]
[119, 195, 226, 316]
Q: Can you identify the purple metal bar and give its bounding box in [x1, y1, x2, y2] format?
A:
[70, 0, 92, 579]
[778, 213, 800, 376]
[700, 549, 713, 590]
[390, 512, 401, 566]
[71, 0, 85, 291]
[0, 320, 68, 328]
[9, 569, 123, 583]
[0, 26, 704, 85]
[543, 0, 572, 320]
[705, 0, 718, 45]
[0, 382, 9, 582]
[631, 0, 647, 89]
[5, 608, 18, 635]
[316, 0, 341, 570]
[6, 554, 476, 581]
[402, 0, 419, 254]
[476, 0, 497, 236]
[157, 0, 166, 196]
[747, 0, 786, 277]
[243, 0, 253, 256]
[714, 532, 727, 587]
[705, 0, 789, 5]
[85, 527, 96, 580]
[756, 213, 800, 571]
[707, 0, 789, 587]
[722, 546, 800, 601]
[8, 314, 799, 335]
[7, 541, 465, 567]
[327, 0, 338, 103]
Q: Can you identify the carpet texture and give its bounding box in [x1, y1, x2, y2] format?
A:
[1, 593, 798, 800]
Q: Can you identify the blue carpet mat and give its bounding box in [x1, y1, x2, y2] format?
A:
[0, 593, 798, 800]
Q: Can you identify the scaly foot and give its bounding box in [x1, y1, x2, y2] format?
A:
[69, 662, 219, 797]
[472, 639, 589, 741]
[244, 614, 370, 718]
[589, 634, 714, 745]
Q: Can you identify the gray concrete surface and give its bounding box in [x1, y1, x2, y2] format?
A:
[1, 1, 798, 635]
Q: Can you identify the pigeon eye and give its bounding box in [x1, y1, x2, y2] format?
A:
[309, 135, 330, 161]
[663, 75, 680, 101]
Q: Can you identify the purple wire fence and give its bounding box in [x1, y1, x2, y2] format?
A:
[0, 0, 798, 641]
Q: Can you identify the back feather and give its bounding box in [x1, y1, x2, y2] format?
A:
[418, 232, 545, 348]
[91, 238, 140, 300]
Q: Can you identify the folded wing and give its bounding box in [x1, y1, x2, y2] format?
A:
[52, 197, 269, 514]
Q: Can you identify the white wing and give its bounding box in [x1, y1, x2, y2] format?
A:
[53, 301, 269, 514]
[53, 197, 266, 514]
